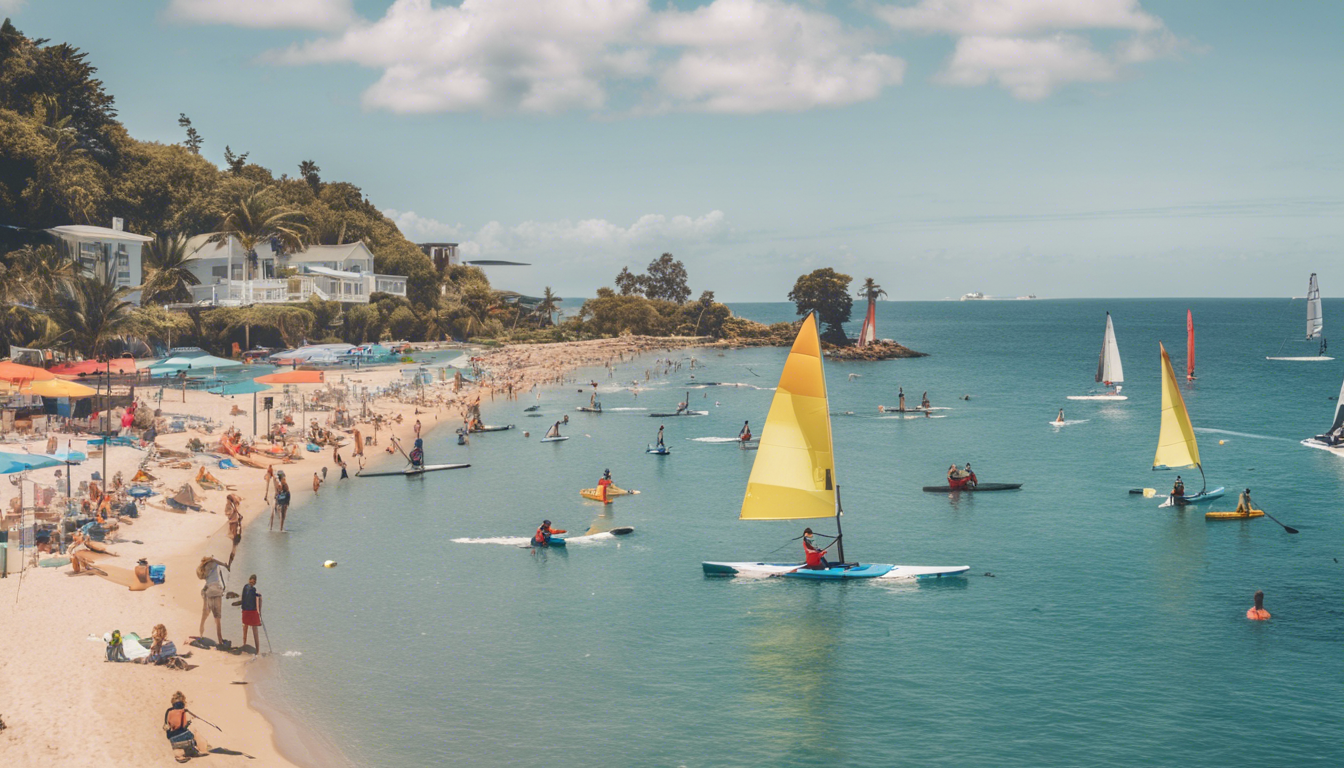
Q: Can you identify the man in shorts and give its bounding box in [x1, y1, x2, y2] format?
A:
[241, 574, 263, 655]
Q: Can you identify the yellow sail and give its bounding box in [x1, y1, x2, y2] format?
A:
[1154, 342, 1200, 469]
[741, 313, 837, 520]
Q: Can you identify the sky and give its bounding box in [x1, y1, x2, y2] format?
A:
[5, 0, 1343, 301]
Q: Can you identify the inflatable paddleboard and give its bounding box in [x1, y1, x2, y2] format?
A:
[701, 561, 970, 580]
[1205, 509, 1264, 520]
[541, 436, 570, 442]
[649, 410, 708, 417]
[357, 463, 470, 478]
[471, 424, 515, 433]
[647, 446, 671, 455]
[921, 483, 1022, 492]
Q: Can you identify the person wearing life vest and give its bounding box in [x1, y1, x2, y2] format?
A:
[598, 469, 614, 502]
[802, 528, 833, 570]
[964, 462, 977, 489]
[532, 520, 566, 547]
[1247, 590, 1270, 620]
[739, 421, 752, 443]
[1172, 476, 1186, 502]
[948, 463, 971, 490]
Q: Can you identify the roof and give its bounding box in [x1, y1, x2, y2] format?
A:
[47, 225, 154, 243]
[285, 242, 373, 264]
[306, 265, 364, 280]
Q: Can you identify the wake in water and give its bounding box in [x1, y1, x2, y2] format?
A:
[1195, 428, 1295, 442]
[451, 536, 530, 546]
[607, 407, 648, 411]
[689, 436, 742, 443]
[1049, 419, 1089, 427]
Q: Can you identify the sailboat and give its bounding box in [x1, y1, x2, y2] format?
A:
[1154, 343, 1224, 507]
[1186, 310, 1196, 381]
[1267, 273, 1333, 360]
[702, 314, 969, 580]
[857, 300, 877, 347]
[1067, 312, 1127, 401]
[1300, 373, 1344, 454]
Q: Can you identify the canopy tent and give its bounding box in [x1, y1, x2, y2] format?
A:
[254, 370, 325, 385]
[49, 358, 138, 378]
[0, 360, 56, 384]
[22, 378, 97, 398]
[0, 452, 63, 474]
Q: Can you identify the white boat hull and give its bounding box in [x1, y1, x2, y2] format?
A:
[1265, 356, 1334, 361]
[1301, 438, 1344, 454]
[1066, 395, 1128, 401]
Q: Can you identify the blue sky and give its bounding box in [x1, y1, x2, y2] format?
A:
[6, 0, 1343, 301]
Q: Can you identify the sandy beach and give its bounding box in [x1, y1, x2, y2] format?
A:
[0, 335, 699, 767]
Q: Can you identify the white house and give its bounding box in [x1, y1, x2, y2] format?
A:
[46, 223, 155, 304]
[182, 235, 408, 305]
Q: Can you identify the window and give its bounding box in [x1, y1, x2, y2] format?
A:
[212, 266, 228, 279]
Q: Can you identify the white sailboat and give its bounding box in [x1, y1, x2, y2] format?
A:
[1267, 273, 1333, 360]
[1067, 312, 1127, 401]
[702, 313, 969, 581]
[1301, 374, 1344, 453]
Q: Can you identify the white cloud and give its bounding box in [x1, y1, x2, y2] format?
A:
[0, 0, 25, 14]
[167, 0, 355, 30]
[384, 209, 727, 258]
[266, 0, 902, 114]
[877, 0, 1161, 36]
[877, 0, 1179, 100]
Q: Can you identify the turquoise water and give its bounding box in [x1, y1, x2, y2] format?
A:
[239, 300, 1344, 767]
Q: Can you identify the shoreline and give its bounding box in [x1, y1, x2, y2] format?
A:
[0, 335, 704, 767]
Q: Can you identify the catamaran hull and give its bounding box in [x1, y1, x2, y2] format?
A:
[701, 561, 970, 580]
[1158, 487, 1225, 508]
[1265, 356, 1335, 361]
[1302, 438, 1344, 454]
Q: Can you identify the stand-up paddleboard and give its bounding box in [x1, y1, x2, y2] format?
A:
[878, 406, 950, 413]
[1268, 273, 1333, 360]
[470, 424, 515, 433]
[647, 445, 670, 455]
[921, 483, 1022, 492]
[702, 562, 970, 579]
[1205, 509, 1263, 520]
[541, 436, 570, 443]
[649, 410, 708, 417]
[576, 407, 602, 413]
[1068, 312, 1128, 400]
[580, 486, 639, 501]
[357, 463, 470, 477]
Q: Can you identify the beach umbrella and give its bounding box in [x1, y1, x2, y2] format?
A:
[49, 358, 138, 378]
[0, 360, 55, 384]
[149, 353, 242, 376]
[22, 378, 97, 397]
[208, 381, 273, 395]
[254, 370, 325, 384]
[0, 451, 63, 474]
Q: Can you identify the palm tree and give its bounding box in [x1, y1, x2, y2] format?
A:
[536, 286, 561, 327]
[858, 277, 887, 304]
[207, 184, 308, 283]
[141, 232, 201, 305]
[3, 243, 79, 307]
[43, 262, 135, 357]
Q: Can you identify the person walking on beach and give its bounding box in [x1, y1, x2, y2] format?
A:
[262, 464, 275, 503]
[225, 494, 243, 566]
[241, 574, 263, 655]
[415, 419, 422, 439]
[272, 471, 290, 532]
[313, 471, 322, 495]
[164, 691, 209, 762]
[1247, 590, 1271, 620]
[196, 555, 230, 646]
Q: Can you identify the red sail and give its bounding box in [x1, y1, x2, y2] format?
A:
[1186, 310, 1195, 380]
[858, 300, 877, 347]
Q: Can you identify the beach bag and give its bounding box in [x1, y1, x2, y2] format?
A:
[149, 565, 166, 584]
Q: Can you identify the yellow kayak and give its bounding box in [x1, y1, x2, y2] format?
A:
[1205, 509, 1264, 520]
[579, 485, 639, 502]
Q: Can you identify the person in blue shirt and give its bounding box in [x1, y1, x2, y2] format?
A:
[241, 575, 262, 656]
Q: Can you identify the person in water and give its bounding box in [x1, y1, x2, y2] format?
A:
[1247, 590, 1270, 620]
[598, 469, 614, 502]
[963, 462, 977, 488]
[1056, 409, 1065, 424]
[802, 528, 832, 570]
[898, 387, 905, 412]
[739, 421, 752, 443]
[532, 520, 567, 547]
[921, 391, 931, 409]
[1172, 476, 1186, 501]
[240, 574, 262, 656]
[1235, 488, 1254, 513]
[656, 425, 665, 448]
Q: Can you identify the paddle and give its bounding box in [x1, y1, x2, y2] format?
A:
[1260, 508, 1299, 534]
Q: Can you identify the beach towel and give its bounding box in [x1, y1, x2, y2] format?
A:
[104, 631, 151, 661]
[306, 443, 321, 452]
[218, 458, 237, 470]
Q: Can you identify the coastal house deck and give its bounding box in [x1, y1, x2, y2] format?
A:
[183, 236, 408, 306]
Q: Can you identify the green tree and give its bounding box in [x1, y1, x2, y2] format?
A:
[536, 286, 561, 327]
[614, 266, 646, 296]
[43, 263, 135, 357]
[177, 113, 202, 154]
[207, 183, 307, 280]
[222, 145, 249, 175]
[298, 159, 321, 192]
[140, 232, 200, 305]
[644, 253, 690, 303]
[789, 268, 853, 343]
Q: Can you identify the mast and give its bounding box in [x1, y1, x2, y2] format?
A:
[1186, 310, 1195, 381]
[833, 474, 846, 564]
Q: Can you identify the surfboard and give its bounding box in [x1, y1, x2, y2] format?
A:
[649, 410, 708, 417]
[921, 483, 1022, 492]
[470, 425, 515, 433]
[357, 463, 470, 477]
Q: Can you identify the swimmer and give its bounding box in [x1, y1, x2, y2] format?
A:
[1247, 590, 1270, 621]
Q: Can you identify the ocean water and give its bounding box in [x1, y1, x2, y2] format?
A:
[238, 299, 1344, 767]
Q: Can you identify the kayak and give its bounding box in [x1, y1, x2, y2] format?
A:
[576, 407, 602, 413]
[470, 424, 515, 433]
[1159, 487, 1226, 508]
[921, 483, 1022, 492]
[649, 410, 708, 417]
[580, 486, 639, 501]
[523, 405, 541, 412]
[529, 526, 636, 548]
[1206, 509, 1264, 520]
[647, 445, 671, 455]
[357, 463, 470, 477]
[701, 562, 970, 580]
[540, 436, 570, 443]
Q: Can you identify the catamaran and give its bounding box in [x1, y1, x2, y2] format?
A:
[1068, 312, 1126, 401]
[1154, 343, 1224, 507]
[1186, 310, 1196, 381]
[1267, 273, 1332, 360]
[1301, 373, 1344, 453]
[702, 313, 969, 580]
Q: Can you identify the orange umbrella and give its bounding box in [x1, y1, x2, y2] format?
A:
[22, 378, 97, 397]
[49, 358, 138, 378]
[254, 370, 325, 384]
[0, 360, 56, 384]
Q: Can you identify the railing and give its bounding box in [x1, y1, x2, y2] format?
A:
[187, 274, 405, 305]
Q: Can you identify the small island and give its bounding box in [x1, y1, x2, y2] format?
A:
[788, 269, 926, 360]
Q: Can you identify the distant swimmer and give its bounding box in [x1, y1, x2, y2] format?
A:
[531, 520, 566, 548]
[1236, 488, 1254, 513]
[1247, 590, 1270, 620]
[1055, 409, 1065, 424]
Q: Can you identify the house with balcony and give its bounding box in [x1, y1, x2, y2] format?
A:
[182, 235, 407, 306]
[46, 223, 155, 304]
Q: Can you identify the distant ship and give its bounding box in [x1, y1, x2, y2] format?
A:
[959, 292, 1037, 301]
[960, 292, 985, 301]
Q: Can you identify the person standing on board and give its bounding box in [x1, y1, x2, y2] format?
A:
[598, 469, 614, 502]
[656, 425, 665, 449]
[739, 421, 752, 443]
[1056, 409, 1065, 424]
[802, 528, 832, 571]
[898, 388, 905, 412]
[1247, 590, 1271, 620]
[1235, 488, 1254, 513]
[921, 391, 931, 410]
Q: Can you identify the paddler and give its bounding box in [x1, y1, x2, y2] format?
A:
[964, 462, 977, 488]
[739, 421, 752, 443]
[801, 528, 832, 571]
[598, 469, 615, 502]
[655, 425, 666, 449]
[409, 438, 424, 469]
[532, 520, 566, 547]
[1247, 590, 1270, 620]
[1235, 488, 1253, 513]
[921, 391, 931, 410]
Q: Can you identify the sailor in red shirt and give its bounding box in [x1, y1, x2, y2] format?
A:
[802, 528, 832, 571]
